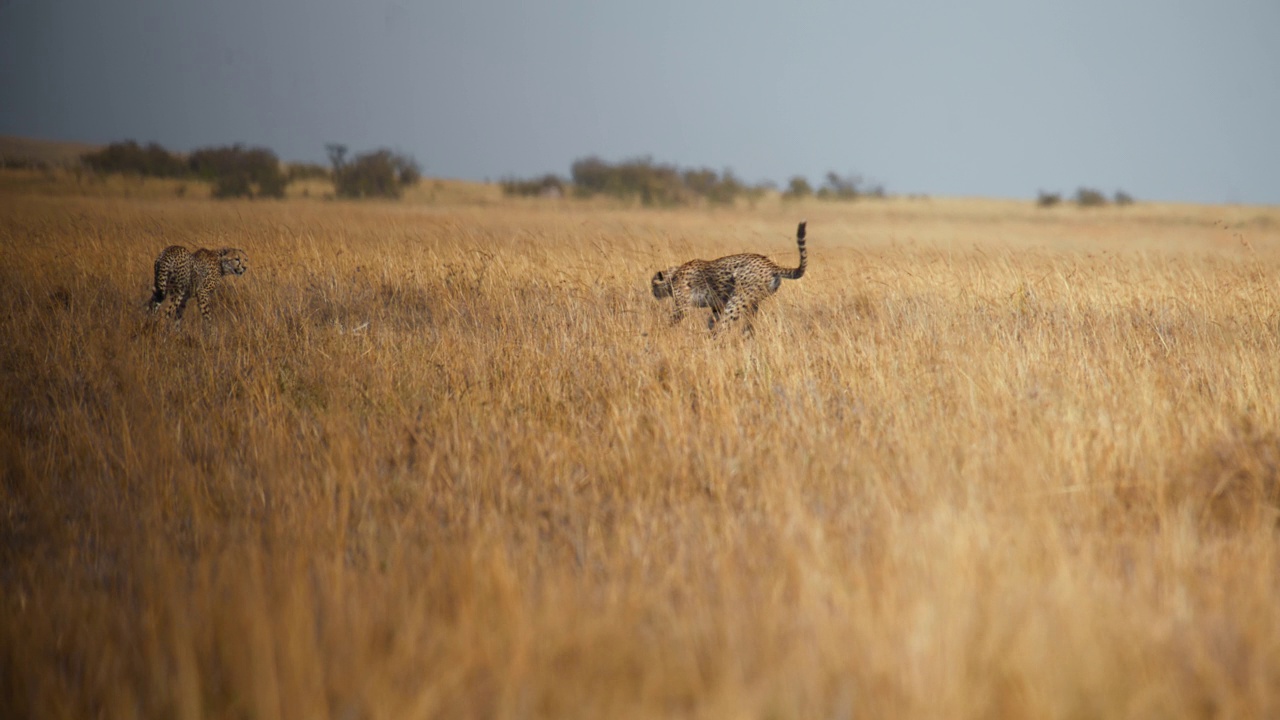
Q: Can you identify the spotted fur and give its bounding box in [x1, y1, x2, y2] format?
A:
[651, 221, 807, 333]
[149, 245, 248, 322]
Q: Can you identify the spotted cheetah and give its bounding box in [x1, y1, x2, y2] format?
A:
[149, 245, 248, 322]
[651, 221, 807, 333]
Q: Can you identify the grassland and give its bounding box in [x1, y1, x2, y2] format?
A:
[2, 180, 1279, 719]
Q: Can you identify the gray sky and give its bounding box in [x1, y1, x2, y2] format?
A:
[2, 0, 1277, 204]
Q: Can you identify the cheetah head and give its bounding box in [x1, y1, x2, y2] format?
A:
[218, 248, 249, 276]
[651, 268, 676, 299]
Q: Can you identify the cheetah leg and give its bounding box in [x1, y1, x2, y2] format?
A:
[164, 274, 189, 320]
[707, 295, 730, 330]
[725, 293, 746, 325]
[669, 284, 692, 325]
[741, 301, 762, 336]
[670, 307, 686, 325]
[195, 284, 212, 322]
[704, 278, 732, 331]
[718, 291, 760, 335]
[161, 289, 179, 320]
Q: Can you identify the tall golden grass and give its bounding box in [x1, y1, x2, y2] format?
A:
[2, 186, 1280, 719]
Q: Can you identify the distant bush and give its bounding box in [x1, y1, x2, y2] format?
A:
[683, 167, 743, 206]
[818, 171, 864, 201]
[80, 140, 288, 198]
[784, 172, 881, 201]
[564, 156, 761, 207]
[1114, 190, 1135, 206]
[783, 176, 813, 200]
[1075, 187, 1108, 207]
[504, 160, 878, 207]
[82, 140, 187, 178]
[570, 156, 687, 206]
[327, 144, 422, 199]
[0, 157, 50, 171]
[287, 162, 330, 182]
[1037, 191, 1062, 208]
[212, 173, 252, 199]
[189, 144, 286, 199]
[742, 183, 771, 208]
[398, 159, 422, 187]
[680, 167, 718, 198]
[501, 174, 567, 198]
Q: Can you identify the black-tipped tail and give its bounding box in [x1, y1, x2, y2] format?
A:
[780, 220, 807, 280]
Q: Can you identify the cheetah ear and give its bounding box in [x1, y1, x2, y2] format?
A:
[654, 271, 664, 282]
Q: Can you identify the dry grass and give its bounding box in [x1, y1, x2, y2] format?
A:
[2, 184, 1280, 719]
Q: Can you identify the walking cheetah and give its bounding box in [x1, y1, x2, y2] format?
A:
[651, 221, 807, 332]
[149, 245, 248, 322]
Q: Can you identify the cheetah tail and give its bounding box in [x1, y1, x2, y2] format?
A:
[780, 220, 807, 280]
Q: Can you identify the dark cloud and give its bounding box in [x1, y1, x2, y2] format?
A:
[2, 0, 1277, 203]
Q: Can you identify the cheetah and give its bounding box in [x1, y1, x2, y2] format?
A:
[651, 221, 806, 333]
[149, 245, 248, 322]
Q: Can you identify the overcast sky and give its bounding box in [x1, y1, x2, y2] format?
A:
[1, 0, 1277, 203]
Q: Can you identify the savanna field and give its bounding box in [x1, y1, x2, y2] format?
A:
[2, 172, 1280, 719]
